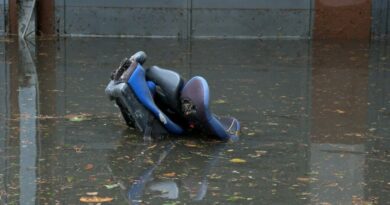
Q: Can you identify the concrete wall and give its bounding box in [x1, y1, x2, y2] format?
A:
[55, 0, 190, 37]
[191, 0, 313, 38]
[0, 0, 390, 39]
[55, 0, 314, 38]
[371, 0, 389, 38]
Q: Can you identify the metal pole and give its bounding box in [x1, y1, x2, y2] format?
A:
[37, 0, 55, 36]
[8, 0, 18, 35]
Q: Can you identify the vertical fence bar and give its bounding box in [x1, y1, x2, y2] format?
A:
[37, 0, 54, 36]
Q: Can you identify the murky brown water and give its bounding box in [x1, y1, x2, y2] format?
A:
[0, 38, 389, 205]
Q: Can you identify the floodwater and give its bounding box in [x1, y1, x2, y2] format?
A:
[0, 37, 389, 205]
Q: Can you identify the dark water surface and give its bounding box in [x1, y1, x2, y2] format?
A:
[0, 38, 389, 205]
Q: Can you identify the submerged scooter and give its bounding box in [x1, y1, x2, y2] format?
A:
[105, 51, 240, 141]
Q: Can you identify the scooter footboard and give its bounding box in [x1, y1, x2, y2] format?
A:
[105, 80, 168, 138]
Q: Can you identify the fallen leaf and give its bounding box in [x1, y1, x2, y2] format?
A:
[80, 196, 113, 203]
[248, 150, 267, 158]
[227, 195, 246, 201]
[162, 202, 178, 205]
[230, 158, 247, 163]
[84, 163, 94, 171]
[213, 99, 226, 104]
[89, 175, 97, 181]
[256, 150, 267, 154]
[335, 109, 346, 114]
[66, 176, 74, 183]
[345, 132, 363, 138]
[325, 182, 338, 187]
[65, 113, 91, 122]
[147, 144, 157, 149]
[104, 183, 119, 189]
[333, 171, 345, 178]
[69, 116, 86, 122]
[209, 174, 222, 179]
[145, 159, 154, 164]
[163, 172, 176, 177]
[184, 142, 199, 148]
[297, 176, 318, 183]
[73, 145, 84, 153]
[297, 177, 311, 183]
[86, 192, 98, 196]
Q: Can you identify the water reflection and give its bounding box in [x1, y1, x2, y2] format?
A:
[0, 37, 388, 204]
[310, 41, 369, 204]
[18, 40, 38, 205]
[310, 41, 388, 205]
[0, 39, 40, 204]
[365, 40, 390, 205]
[109, 136, 226, 204]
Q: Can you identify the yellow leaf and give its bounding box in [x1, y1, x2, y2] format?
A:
[297, 177, 318, 183]
[80, 196, 113, 203]
[213, 99, 226, 104]
[297, 177, 311, 183]
[163, 172, 176, 177]
[147, 144, 157, 149]
[184, 143, 199, 148]
[230, 158, 247, 163]
[65, 113, 91, 122]
[325, 182, 338, 187]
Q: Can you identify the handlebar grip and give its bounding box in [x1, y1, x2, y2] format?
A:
[130, 51, 147, 65]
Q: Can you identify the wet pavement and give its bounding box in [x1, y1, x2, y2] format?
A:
[0, 37, 389, 205]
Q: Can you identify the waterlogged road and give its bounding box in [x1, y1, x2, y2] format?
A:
[0, 38, 388, 204]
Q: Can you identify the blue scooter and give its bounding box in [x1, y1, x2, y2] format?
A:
[105, 51, 240, 141]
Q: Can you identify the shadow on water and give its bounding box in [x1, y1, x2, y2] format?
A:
[0, 37, 388, 204]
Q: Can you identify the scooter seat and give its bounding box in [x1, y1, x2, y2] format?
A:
[146, 66, 184, 113]
[180, 76, 240, 141]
